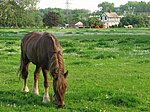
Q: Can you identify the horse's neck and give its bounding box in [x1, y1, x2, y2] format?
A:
[49, 52, 64, 74]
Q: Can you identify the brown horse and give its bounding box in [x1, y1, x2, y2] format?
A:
[18, 32, 68, 108]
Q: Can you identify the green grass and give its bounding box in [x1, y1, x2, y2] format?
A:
[0, 28, 150, 111]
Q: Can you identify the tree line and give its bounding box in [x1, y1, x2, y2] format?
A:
[0, 0, 150, 28]
[97, 1, 150, 15]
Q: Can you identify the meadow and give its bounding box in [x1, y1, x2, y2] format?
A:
[0, 28, 150, 112]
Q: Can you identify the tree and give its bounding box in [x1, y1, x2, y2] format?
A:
[33, 11, 44, 27]
[0, 0, 22, 27]
[0, 0, 39, 27]
[118, 1, 150, 15]
[14, 0, 39, 10]
[64, 9, 90, 24]
[43, 11, 59, 27]
[119, 14, 150, 27]
[98, 2, 114, 12]
[88, 17, 103, 28]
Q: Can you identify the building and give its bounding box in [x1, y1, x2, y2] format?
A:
[75, 21, 84, 28]
[101, 11, 120, 28]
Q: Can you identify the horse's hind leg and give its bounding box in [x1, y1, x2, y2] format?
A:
[32, 66, 41, 95]
[42, 68, 50, 103]
[22, 62, 30, 92]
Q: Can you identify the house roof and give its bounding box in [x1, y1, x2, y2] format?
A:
[104, 12, 119, 18]
[75, 21, 83, 26]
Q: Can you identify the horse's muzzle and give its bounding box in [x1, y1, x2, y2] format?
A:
[56, 104, 65, 108]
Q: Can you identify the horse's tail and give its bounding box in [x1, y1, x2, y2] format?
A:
[17, 42, 24, 79]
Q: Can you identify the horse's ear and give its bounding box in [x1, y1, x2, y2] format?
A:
[63, 70, 68, 78]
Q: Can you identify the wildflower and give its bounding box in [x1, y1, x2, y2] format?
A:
[13, 103, 16, 107]
[106, 95, 109, 99]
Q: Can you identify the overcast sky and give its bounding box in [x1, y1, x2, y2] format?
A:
[37, 0, 150, 12]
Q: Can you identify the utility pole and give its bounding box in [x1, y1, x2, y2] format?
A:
[65, 0, 70, 23]
[66, 0, 69, 15]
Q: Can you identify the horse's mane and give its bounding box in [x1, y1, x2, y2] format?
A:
[46, 33, 64, 78]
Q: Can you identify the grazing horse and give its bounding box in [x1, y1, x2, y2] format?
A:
[18, 32, 68, 108]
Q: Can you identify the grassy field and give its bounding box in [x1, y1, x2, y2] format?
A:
[0, 28, 150, 112]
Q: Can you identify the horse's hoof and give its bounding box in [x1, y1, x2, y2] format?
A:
[34, 91, 39, 96]
[22, 87, 29, 92]
[32, 89, 39, 95]
[43, 96, 50, 103]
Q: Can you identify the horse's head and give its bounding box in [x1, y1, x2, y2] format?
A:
[53, 70, 68, 108]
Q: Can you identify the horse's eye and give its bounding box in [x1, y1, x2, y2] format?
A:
[55, 68, 59, 74]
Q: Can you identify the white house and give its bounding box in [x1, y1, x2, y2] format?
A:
[101, 11, 120, 28]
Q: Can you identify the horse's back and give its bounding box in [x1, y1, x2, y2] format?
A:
[21, 32, 61, 66]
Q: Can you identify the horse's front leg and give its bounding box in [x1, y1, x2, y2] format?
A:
[42, 68, 50, 103]
[22, 63, 29, 92]
[32, 66, 41, 95]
